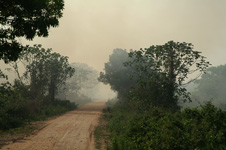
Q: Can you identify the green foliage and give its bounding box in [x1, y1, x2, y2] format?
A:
[99, 48, 137, 101]
[37, 100, 77, 119]
[0, 91, 77, 130]
[0, 0, 64, 62]
[0, 83, 28, 130]
[0, 45, 77, 131]
[94, 115, 110, 150]
[193, 64, 226, 108]
[17, 45, 75, 103]
[106, 102, 226, 150]
[98, 41, 213, 150]
[126, 41, 210, 110]
[94, 125, 104, 149]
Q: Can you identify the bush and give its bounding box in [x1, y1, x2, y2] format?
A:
[0, 105, 27, 130]
[0, 98, 78, 131]
[55, 99, 78, 110]
[106, 102, 226, 150]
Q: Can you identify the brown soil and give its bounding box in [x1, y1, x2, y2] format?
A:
[1, 102, 106, 150]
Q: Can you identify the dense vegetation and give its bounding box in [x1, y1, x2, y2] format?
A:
[105, 102, 226, 150]
[0, 3, 98, 133]
[1, 2, 226, 148]
[98, 41, 226, 149]
[99, 48, 137, 102]
[0, 45, 77, 131]
[0, 0, 73, 131]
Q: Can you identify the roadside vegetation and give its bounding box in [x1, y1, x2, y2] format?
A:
[0, 2, 98, 146]
[0, 45, 76, 130]
[0, 45, 99, 146]
[0, 45, 77, 147]
[0, 45, 99, 147]
[0, 0, 98, 127]
[103, 101, 226, 150]
[0, 1, 75, 146]
[96, 41, 226, 150]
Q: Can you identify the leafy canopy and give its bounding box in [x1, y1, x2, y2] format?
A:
[127, 41, 210, 109]
[13, 45, 74, 102]
[0, 0, 64, 62]
[99, 48, 137, 100]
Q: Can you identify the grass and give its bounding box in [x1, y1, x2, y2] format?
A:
[94, 125, 104, 149]
[0, 120, 46, 148]
[94, 109, 111, 150]
[0, 126, 36, 148]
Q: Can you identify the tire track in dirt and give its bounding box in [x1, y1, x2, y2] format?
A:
[1, 102, 106, 150]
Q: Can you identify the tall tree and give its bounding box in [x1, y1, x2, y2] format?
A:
[15, 45, 74, 103]
[46, 52, 74, 103]
[0, 0, 64, 62]
[128, 41, 210, 109]
[99, 48, 137, 101]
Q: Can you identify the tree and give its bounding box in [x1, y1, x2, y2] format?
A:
[58, 63, 99, 104]
[0, 0, 64, 62]
[127, 41, 210, 110]
[46, 53, 75, 103]
[193, 64, 226, 107]
[99, 48, 137, 101]
[13, 45, 74, 103]
[70, 63, 98, 90]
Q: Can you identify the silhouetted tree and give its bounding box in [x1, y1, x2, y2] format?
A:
[127, 41, 210, 110]
[99, 49, 136, 102]
[15, 45, 74, 103]
[0, 0, 64, 62]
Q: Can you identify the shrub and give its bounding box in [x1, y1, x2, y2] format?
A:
[106, 102, 226, 150]
[0, 98, 78, 131]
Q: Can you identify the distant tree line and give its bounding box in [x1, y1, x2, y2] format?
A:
[57, 62, 99, 105]
[191, 64, 226, 108]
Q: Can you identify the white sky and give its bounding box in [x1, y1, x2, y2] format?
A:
[23, 0, 226, 71]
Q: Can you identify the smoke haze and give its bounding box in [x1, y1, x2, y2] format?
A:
[21, 0, 226, 71]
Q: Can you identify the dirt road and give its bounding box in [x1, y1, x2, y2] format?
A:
[1, 102, 106, 150]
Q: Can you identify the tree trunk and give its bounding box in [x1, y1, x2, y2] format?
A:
[49, 78, 56, 104]
[168, 48, 176, 108]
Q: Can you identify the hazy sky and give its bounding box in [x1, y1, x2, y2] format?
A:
[23, 0, 226, 71]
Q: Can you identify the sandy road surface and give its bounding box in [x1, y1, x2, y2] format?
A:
[1, 102, 106, 150]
